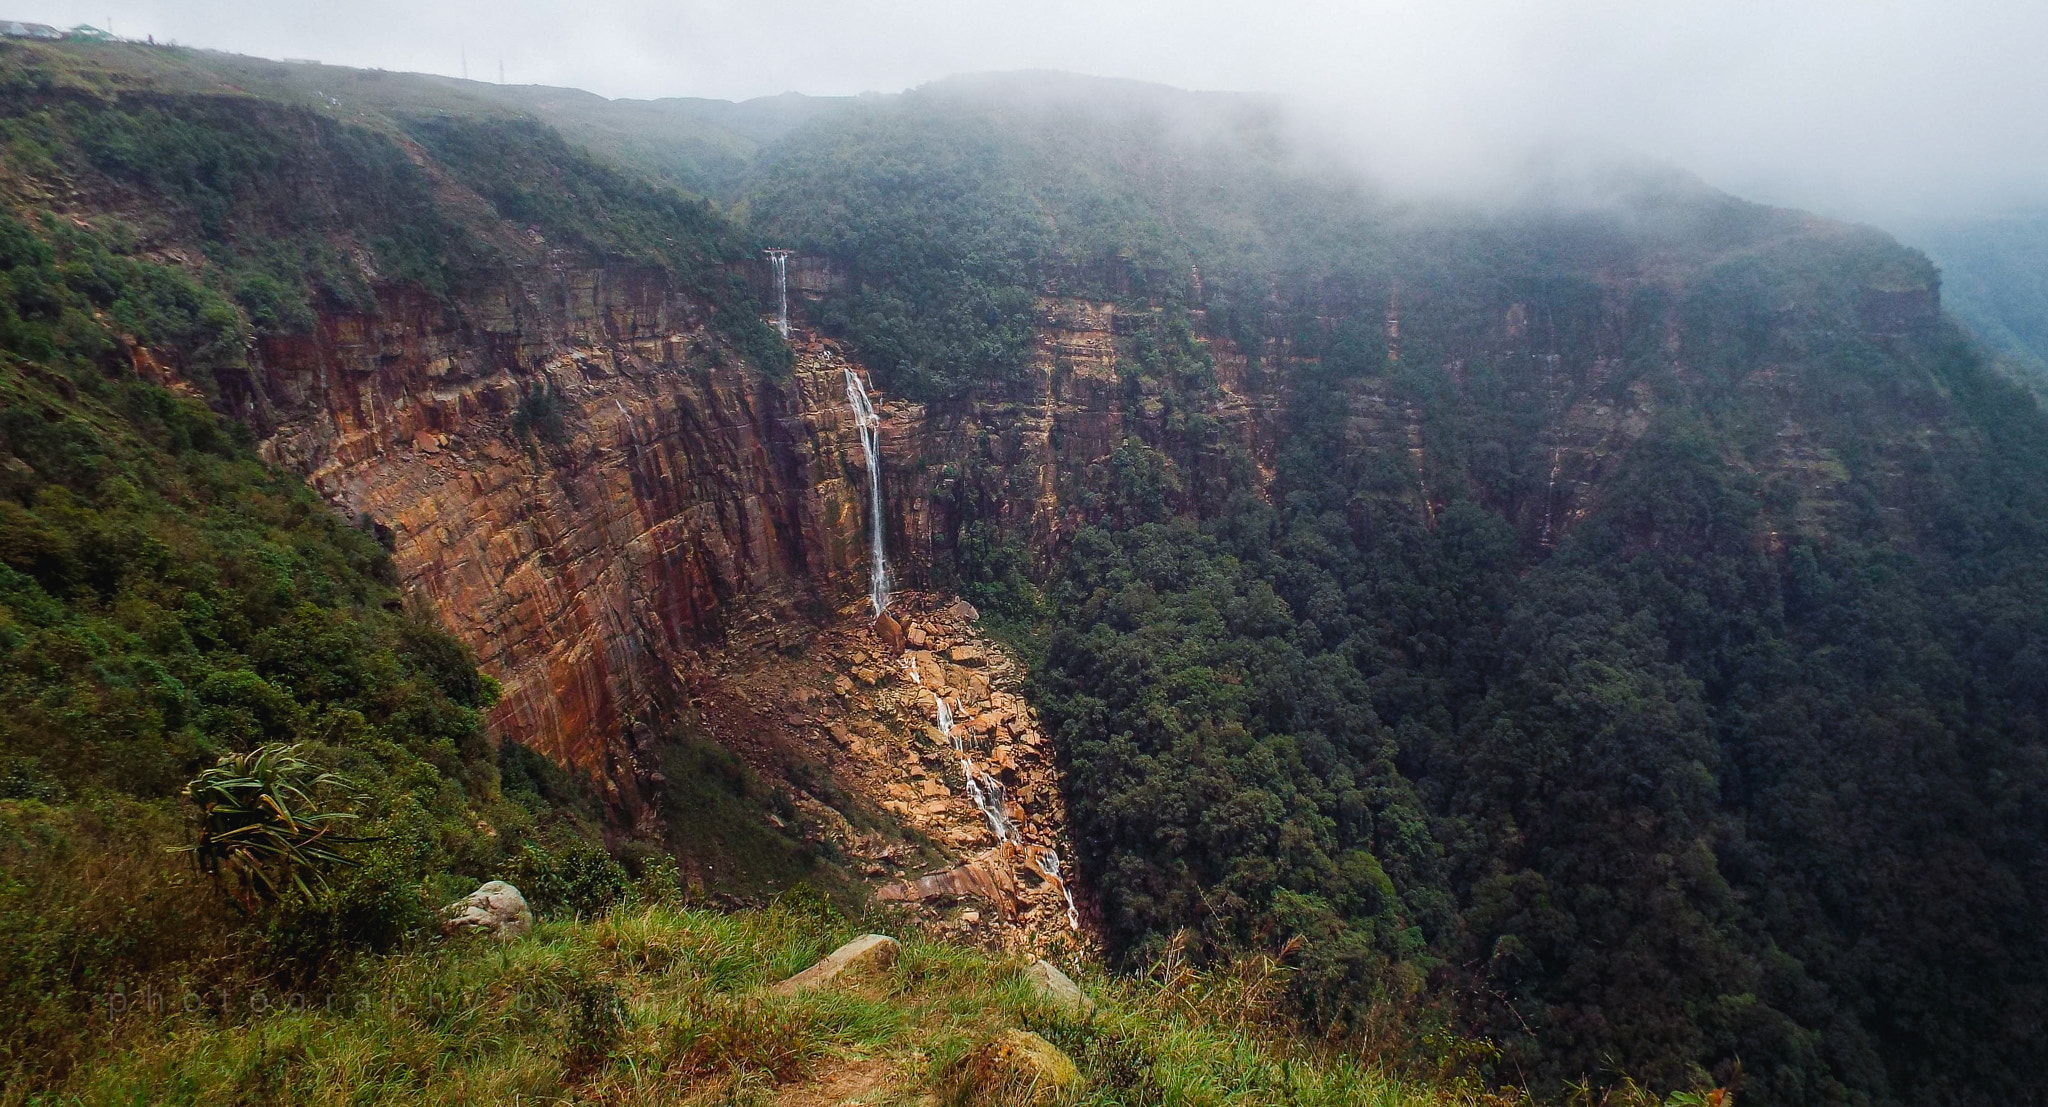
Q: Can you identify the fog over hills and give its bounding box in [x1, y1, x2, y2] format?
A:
[29, 0, 2039, 384]
[8, 0, 2044, 220]
[3, 12, 2048, 1107]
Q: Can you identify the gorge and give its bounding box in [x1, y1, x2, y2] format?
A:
[2, 39, 2047, 1107]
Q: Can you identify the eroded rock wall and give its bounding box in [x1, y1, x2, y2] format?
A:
[245, 260, 1704, 811]
[249, 264, 877, 819]
[243, 266, 1293, 816]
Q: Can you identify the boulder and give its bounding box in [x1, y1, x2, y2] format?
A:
[769, 934, 900, 995]
[907, 623, 929, 649]
[874, 853, 1021, 913]
[441, 880, 532, 940]
[948, 599, 980, 622]
[1025, 959, 1096, 1019]
[874, 612, 906, 655]
[949, 644, 985, 667]
[955, 1029, 1083, 1105]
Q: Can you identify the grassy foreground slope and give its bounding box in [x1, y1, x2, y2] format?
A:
[55, 901, 1526, 1107]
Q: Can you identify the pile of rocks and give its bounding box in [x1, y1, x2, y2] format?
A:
[671, 591, 1086, 954]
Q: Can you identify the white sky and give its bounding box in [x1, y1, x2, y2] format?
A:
[12, 0, 2045, 221]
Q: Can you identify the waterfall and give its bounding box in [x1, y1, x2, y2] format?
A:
[844, 367, 889, 616]
[934, 690, 1016, 844]
[765, 249, 792, 338]
[1032, 847, 1083, 930]
[906, 652, 1078, 931]
[1540, 446, 1563, 547]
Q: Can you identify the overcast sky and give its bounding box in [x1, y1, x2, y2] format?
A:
[13, 0, 2044, 222]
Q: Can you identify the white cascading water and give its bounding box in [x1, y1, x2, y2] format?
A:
[908, 656, 1079, 930]
[1033, 847, 1083, 930]
[765, 249, 792, 338]
[934, 691, 1016, 844]
[1540, 446, 1563, 547]
[844, 367, 889, 616]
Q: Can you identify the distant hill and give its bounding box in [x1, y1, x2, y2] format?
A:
[1899, 209, 2048, 389]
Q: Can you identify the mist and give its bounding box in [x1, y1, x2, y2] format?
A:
[9, 0, 2044, 224]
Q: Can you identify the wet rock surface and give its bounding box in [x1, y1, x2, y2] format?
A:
[686, 592, 1088, 956]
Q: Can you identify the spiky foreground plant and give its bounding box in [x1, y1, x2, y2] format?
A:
[175, 743, 362, 912]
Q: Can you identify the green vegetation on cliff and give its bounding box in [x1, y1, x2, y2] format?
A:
[1031, 236, 2048, 1104]
[0, 40, 787, 368]
[735, 77, 2048, 1106]
[0, 200, 546, 1081]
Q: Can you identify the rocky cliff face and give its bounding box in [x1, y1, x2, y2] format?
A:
[248, 263, 874, 819]
[246, 250, 1938, 819]
[243, 262, 1295, 816]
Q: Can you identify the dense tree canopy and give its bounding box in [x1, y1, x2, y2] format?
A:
[739, 75, 2048, 1107]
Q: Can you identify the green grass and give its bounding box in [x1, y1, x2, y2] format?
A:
[23, 903, 1524, 1107]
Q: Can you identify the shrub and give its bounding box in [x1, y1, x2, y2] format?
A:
[503, 840, 630, 920]
[175, 743, 364, 913]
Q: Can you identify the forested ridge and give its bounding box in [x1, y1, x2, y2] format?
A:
[738, 78, 2048, 1105]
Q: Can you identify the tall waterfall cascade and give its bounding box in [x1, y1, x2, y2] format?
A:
[844, 367, 889, 616]
[914, 664, 1080, 930]
[764, 249, 793, 338]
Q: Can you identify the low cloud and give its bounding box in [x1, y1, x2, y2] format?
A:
[26, 0, 2047, 222]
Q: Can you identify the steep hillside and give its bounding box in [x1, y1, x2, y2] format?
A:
[1903, 209, 2048, 390]
[0, 38, 858, 1092]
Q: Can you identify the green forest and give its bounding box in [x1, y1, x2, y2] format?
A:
[737, 79, 2048, 1106]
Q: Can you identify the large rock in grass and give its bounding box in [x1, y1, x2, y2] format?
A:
[1025, 959, 1095, 1020]
[441, 880, 532, 939]
[956, 1029, 1083, 1105]
[769, 934, 899, 995]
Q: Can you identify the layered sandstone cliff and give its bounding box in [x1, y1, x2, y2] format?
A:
[241, 261, 1299, 817]
[242, 256, 1687, 814]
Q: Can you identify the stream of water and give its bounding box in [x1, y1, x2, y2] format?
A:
[917, 667, 1078, 929]
[843, 368, 889, 616]
[766, 249, 792, 338]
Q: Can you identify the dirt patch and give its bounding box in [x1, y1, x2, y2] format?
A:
[773, 1055, 904, 1107]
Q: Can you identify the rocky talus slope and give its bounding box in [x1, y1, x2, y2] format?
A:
[671, 593, 1087, 955]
